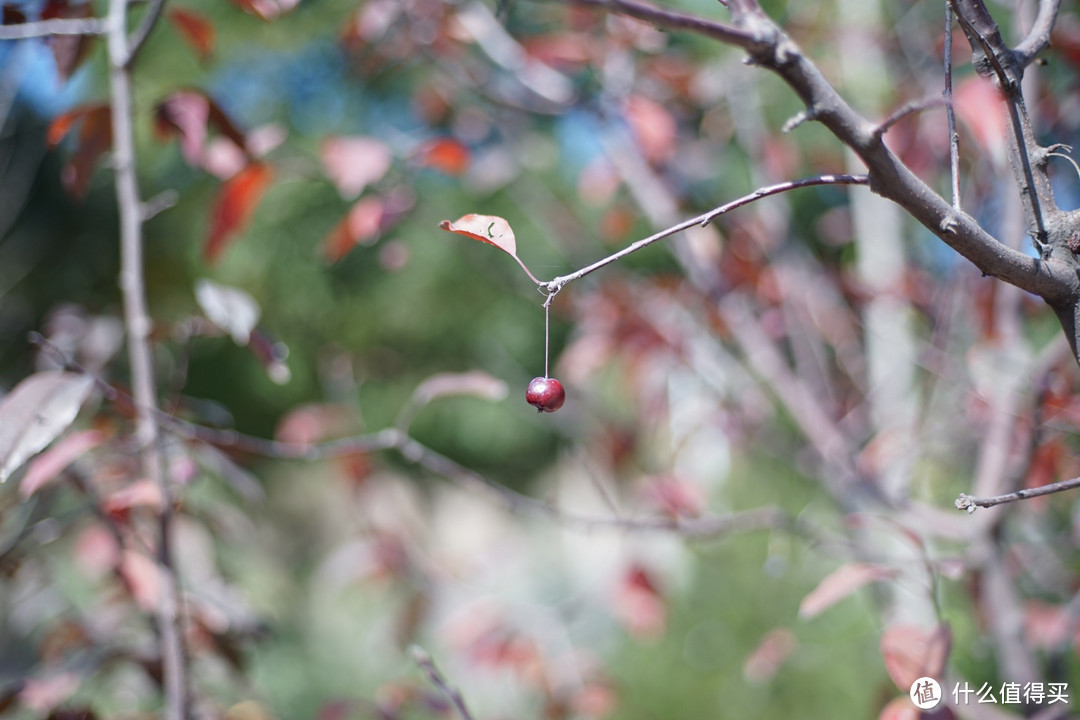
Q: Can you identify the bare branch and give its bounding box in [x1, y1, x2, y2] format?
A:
[956, 476, 1080, 512]
[1014, 0, 1061, 69]
[950, 0, 1053, 245]
[944, 3, 961, 209]
[560, 0, 1073, 304]
[410, 646, 476, 720]
[541, 174, 868, 295]
[557, 0, 756, 47]
[29, 332, 807, 542]
[0, 16, 107, 39]
[124, 0, 168, 67]
[105, 0, 188, 712]
[872, 96, 946, 138]
[719, 294, 858, 496]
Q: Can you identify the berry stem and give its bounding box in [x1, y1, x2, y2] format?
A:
[544, 300, 550, 378]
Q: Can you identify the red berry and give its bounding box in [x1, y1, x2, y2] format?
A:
[526, 376, 565, 413]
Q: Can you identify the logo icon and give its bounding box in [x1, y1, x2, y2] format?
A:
[910, 676, 942, 710]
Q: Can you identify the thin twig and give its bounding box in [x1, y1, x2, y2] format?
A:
[410, 646, 476, 720]
[105, 0, 188, 713]
[872, 96, 946, 138]
[541, 174, 868, 294]
[29, 332, 805, 541]
[124, 0, 167, 67]
[956, 476, 1080, 511]
[950, 0, 1049, 245]
[944, 2, 961, 209]
[557, 0, 755, 47]
[0, 16, 107, 40]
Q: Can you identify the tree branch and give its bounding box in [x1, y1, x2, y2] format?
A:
[124, 0, 168, 67]
[540, 174, 868, 295]
[560, 0, 1075, 305]
[410, 646, 476, 720]
[1013, 0, 1061, 69]
[944, 2, 961, 209]
[105, 0, 188, 713]
[950, 0, 1054, 245]
[956, 475, 1080, 512]
[0, 16, 107, 40]
[557, 0, 756, 47]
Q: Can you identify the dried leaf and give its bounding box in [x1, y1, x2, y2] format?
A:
[439, 213, 539, 283]
[0, 372, 94, 484]
[880, 624, 951, 691]
[155, 90, 249, 169]
[205, 163, 274, 263]
[19, 428, 105, 499]
[195, 279, 261, 345]
[799, 562, 898, 619]
[168, 8, 215, 61]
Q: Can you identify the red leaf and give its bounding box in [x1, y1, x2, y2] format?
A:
[743, 627, 798, 683]
[877, 697, 919, 720]
[880, 624, 951, 691]
[624, 94, 676, 164]
[47, 104, 112, 199]
[167, 8, 215, 61]
[19, 429, 105, 499]
[102, 480, 162, 521]
[799, 562, 898, 619]
[155, 90, 249, 170]
[19, 673, 80, 715]
[41, 0, 94, 82]
[954, 77, 1007, 163]
[205, 163, 274, 263]
[275, 403, 356, 447]
[439, 213, 540, 283]
[229, 0, 299, 21]
[323, 196, 384, 262]
[417, 138, 470, 175]
[641, 475, 704, 518]
[320, 136, 393, 199]
[614, 564, 666, 639]
[119, 551, 163, 611]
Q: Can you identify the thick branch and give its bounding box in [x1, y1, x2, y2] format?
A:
[0, 16, 106, 39]
[562, 0, 1075, 303]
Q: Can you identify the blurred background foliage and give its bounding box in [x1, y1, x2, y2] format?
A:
[3, 0, 1080, 718]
